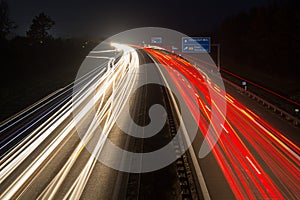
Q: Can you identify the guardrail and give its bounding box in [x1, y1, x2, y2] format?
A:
[223, 78, 300, 126]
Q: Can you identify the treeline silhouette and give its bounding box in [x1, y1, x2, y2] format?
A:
[1, 0, 299, 120]
[0, 37, 97, 121]
[217, 1, 300, 79]
[0, 6, 96, 120]
[0, 1, 98, 120]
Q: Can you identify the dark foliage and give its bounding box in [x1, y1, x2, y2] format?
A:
[0, 37, 97, 121]
[26, 12, 55, 42]
[0, 0, 16, 40]
[218, 1, 300, 79]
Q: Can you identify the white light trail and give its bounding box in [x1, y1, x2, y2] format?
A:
[0, 43, 140, 200]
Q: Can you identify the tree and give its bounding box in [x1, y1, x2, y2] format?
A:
[27, 12, 55, 42]
[0, 0, 16, 40]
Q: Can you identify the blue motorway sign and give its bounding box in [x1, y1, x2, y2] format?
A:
[151, 37, 162, 44]
[182, 37, 210, 53]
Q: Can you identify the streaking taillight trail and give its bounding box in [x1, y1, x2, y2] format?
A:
[144, 47, 300, 199]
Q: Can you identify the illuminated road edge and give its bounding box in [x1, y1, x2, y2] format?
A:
[0, 38, 299, 199]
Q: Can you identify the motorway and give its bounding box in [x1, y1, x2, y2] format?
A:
[144, 48, 300, 199]
[0, 44, 299, 200]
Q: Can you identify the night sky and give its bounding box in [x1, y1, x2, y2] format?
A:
[8, 0, 269, 40]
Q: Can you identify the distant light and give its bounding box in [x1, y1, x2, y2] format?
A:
[111, 43, 124, 51]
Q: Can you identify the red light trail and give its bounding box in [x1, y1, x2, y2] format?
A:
[144, 47, 300, 199]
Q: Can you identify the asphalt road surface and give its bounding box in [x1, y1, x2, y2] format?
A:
[1, 44, 299, 200]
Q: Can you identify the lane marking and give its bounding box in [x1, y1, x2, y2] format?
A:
[205, 105, 211, 112]
[148, 53, 211, 200]
[220, 124, 229, 133]
[246, 156, 261, 175]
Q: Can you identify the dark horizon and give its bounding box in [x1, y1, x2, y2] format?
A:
[8, 0, 273, 40]
[1, 0, 300, 199]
